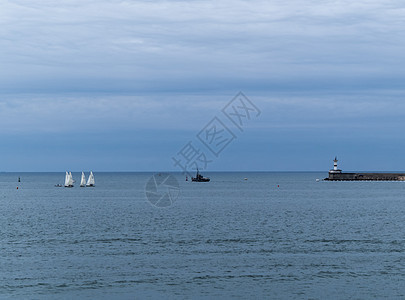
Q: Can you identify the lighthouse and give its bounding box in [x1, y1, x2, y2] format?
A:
[329, 156, 342, 174]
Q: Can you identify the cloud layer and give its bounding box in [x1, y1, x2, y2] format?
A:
[2, 0, 405, 92]
[1, 1, 405, 171]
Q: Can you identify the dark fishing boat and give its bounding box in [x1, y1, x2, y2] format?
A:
[191, 169, 210, 182]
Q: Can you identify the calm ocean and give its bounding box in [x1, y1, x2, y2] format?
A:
[1, 172, 405, 299]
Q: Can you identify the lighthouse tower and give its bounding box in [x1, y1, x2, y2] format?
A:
[329, 156, 342, 174]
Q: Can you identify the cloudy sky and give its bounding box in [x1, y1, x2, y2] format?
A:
[1, 0, 405, 171]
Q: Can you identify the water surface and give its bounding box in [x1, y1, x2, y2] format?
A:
[1, 172, 405, 299]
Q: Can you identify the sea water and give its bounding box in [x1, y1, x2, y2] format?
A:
[1, 172, 405, 299]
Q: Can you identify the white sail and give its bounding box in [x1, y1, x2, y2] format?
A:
[64, 171, 74, 187]
[64, 171, 69, 187]
[86, 171, 95, 187]
[68, 172, 74, 187]
[80, 172, 86, 187]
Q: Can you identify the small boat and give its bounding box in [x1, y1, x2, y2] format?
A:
[191, 169, 210, 182]
[86, 171, 95, 187]
[80, 172, 86, 187]
[64, 171, 74, 187]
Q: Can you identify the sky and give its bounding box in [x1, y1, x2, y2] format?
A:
[1, 0, 405, 172]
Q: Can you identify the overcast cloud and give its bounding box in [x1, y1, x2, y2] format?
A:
[2, 0, 405, 92]
[1, 1, 405, 171]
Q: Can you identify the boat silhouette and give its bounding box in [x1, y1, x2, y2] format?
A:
[191, 169, 210, 182]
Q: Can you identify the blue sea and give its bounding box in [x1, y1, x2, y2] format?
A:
[1, 172, 405, 299]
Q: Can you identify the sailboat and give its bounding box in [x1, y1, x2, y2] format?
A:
[80, 172, 86, 187]
[64, 171, 74, 187]
[86, 171, 95, 187]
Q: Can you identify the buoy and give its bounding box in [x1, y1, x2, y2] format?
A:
[186, 176, 188, 181]
[16, 187, 18, 189]
[277, 185, 279, 188]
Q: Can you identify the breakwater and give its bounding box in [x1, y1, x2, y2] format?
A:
[325, 172, 405, 181]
